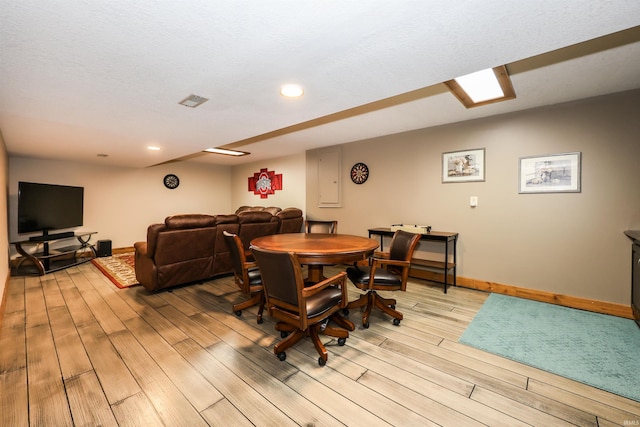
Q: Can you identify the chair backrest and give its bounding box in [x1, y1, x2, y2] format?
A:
[305, 220, 338, 234]
[387, 230, 421, 284]
[223, 231, 246, 279]
[389, 230, 421, 262]
[250, 246, 306, 322]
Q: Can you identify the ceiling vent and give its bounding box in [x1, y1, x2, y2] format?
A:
[179, 94, 209, 108]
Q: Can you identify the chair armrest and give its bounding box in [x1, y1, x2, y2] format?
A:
[302, 271, 347, 296]
[243, 260, 258, 270]
[372, 251, 389, 259]
[303, 271, 349, 308]
[364, 258, 411, 290]
[373, 258, 410, 269]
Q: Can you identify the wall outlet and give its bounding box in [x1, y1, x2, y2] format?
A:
[470, 196, 478, 207]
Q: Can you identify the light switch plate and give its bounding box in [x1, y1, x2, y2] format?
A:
[470, 196, 478, 207]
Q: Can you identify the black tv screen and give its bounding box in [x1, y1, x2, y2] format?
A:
[18, 182, 84, 235]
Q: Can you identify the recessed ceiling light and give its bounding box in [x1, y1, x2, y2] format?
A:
[203, 147, 250, 156]
[147, 146, 161, 151]
[445, 65, 515, 108]
[455, 69, 504, 103]
[179, 94, 209, 108]
[280, 84, 304, 98]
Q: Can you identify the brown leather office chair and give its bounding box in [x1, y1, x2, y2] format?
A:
[305, 220, 338, 234]
[251, 245, 354, 366]
[345, 230, 421, 328]
[224, 231, 264, 324]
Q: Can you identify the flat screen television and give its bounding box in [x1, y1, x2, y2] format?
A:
[18, 181, 84, 240]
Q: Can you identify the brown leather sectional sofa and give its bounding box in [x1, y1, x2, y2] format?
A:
[134, 207, 303, 291]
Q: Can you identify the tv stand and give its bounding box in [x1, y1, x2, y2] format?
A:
[12, 232, 97, 275]
[29, 231, 75, 242]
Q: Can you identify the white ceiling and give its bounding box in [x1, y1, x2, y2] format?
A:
[1, 1, 640, 168]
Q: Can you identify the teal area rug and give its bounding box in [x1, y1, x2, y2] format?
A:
[459, 293, 640, 402]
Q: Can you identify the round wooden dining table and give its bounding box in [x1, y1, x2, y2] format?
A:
[250, 233, 379, 283]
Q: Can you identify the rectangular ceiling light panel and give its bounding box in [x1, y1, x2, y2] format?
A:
[203, 147, 250, 156]
[445, 65, 516, 108]
[179, 94, 209, 108]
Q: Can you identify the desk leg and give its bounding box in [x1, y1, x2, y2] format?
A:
[370, 231, 385, 252]
[444, 239, 449, 294]
[453, 236, 457, 288]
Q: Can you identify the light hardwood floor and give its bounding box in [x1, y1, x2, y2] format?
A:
[1, 262, 639, 426]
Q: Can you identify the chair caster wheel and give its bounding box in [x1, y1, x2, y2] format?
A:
[235, 310, 242, 316]
[393, 318, 401, 326]
[318, 357, 326, 366]
[338, 337, 346, 346]
[280, 331, 289, 338]
[342, 308, 349, 316]
[277, 352, 286, 361]
[363, 321, 370, 329]
[257, 318, 263, 324]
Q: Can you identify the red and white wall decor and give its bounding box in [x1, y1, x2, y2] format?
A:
[248, 168, 282, 198]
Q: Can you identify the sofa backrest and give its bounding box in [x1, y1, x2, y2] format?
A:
[149, 214, 218, 290]
[276, 207, 304, 234]
[235, 206, 282, 215]
[155, 215, 216, 262]
[237, 211, 280, 250]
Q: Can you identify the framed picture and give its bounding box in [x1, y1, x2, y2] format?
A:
[442, 148, 485, 183]
[519, 152, 581, 193]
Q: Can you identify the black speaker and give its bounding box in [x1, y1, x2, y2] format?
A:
[96, 240, 112, 257]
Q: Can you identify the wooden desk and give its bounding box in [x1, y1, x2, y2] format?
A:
[368, 227, 458, 293]
[251, 233, 379, 283]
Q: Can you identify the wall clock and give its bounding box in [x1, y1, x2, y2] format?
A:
[163, 174, 180, 189]
[350, 162, 369, 184]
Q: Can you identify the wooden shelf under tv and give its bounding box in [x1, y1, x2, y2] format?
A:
[11, 232, 98, 276]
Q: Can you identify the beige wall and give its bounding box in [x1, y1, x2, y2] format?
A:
[0, 130, 8, 306]
[230, 152, 306, 214]
[306, 90, 640, 305]
[8, 158, 233, 251]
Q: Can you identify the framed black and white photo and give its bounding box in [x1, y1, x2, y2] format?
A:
[519, 152, 581, 193]
[442, 148, 485, 183]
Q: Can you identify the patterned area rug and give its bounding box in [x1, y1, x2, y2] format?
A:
[459, 293, 640, 402]
[91, 252, 139, 288]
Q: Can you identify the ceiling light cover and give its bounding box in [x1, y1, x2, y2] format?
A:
[203, 147, 250, 156]
[179, 94, 209, 108]
[280, 84, 304, 98]
[445, 65, 515, 108]
[454, 68, 504, 103]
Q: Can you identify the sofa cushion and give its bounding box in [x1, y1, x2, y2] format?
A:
[238, 211, 275, 224]
[216, 214, 239, 224]
[165, 214, 216, 229]
[235, 206, 282, 215]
